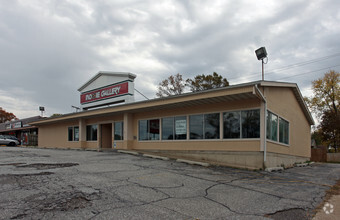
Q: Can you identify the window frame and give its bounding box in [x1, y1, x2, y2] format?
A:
[68, 127, 73, 142]
[267, 111, 278, 142]
[189, 114, 204, 139]
[266, 110, 290, 146]
[279, 117, 289, 145]
[114, 121, 124, 141]
[86, 124, 98, 141]
[67, 126, 79, 142]
[74, 126, 79, 141]
[174, 116, 187, 140]
[223, 108, 261, 140]
[223, 111, 241, 139]
[189, 113, 220, 140]
[138, 118, 160, 141]
[161, 117, 175, 140]
[139, 108, 261, 142]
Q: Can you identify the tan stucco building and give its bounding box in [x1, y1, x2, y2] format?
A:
[31, 73, 314, 169]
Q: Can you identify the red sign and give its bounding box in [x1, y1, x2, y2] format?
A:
[80, 82, 129, 104]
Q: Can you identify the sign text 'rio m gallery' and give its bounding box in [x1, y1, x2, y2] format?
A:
[80, 82, 129, 104]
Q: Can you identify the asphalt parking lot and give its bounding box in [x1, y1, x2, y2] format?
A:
[0, 147, 339, 220]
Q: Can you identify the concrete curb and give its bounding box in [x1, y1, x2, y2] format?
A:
[295, 162, 315, 167]
[176, 159, 210, 167]
[265, 167, 284, 172]
[295, 163, 308, 167]
[117, 150, 139, 155]
[143, 154, 169, 161]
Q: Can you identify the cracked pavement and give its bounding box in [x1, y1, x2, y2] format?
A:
[0, 147, 339, 219]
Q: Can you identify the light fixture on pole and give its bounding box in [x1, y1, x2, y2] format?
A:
[39, 106, 45, 117]
[255, 47, 268, 80]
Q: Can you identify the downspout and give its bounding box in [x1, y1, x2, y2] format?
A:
[255, 84, 267, 168]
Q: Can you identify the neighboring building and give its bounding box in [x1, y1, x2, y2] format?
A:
[31, 72, 314, 169]
[0, 116, 41, 145]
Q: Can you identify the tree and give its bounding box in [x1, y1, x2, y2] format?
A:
[0, 107, 18, 123]
[311, 129, 323, 146]
[319, 110, 340, 151]
[186, 72, 229, 92]
[307, 70, 339, 117]
[156, 73, 186, 98]
[305, 70, 340, 151]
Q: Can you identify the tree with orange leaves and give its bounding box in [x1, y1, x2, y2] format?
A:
[0, 107, 18, 123]
[305, 70, 339, 151]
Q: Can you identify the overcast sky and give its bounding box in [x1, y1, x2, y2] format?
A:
[0, 0, 340, 119]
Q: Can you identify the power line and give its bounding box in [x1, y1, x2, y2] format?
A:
[277, 64, 340, 80]
[134, 88, 149, 100]
[228, 52, 340, 81]
[268, 52, 340, 72]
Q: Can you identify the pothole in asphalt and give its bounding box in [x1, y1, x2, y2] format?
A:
[265, 208, 310, 220]
[17, 163, 79, 170]
[39, 192, 91, 211]
[0, 172, 54, 185]
[0, 163, 26, 166]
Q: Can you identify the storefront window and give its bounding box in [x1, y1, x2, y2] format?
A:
[74, 126, 79, 141]
[162, 116, 187, 140]
[162, 117, 174, 140]
[241, 109, 260, 138]
[86, 125, 97, 141]
[223, 111, 240, 139]
[149, 119, 160, 140]
[139, 119, 160, 141]
[205, 113, 220, 139]
[175, 116, 187, 140]
[189, 113, 219, 139]
[267, 111, 278, 141]
[279, 118, 289, 145]
[114, 122, 123, 140]
[68, 127, 73, 141]
[68, 126, 79, 141]
[139, 120, 148, 141]
[189, 115, 203, 139]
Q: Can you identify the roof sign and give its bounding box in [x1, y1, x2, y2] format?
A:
[80, 82, 129, 105]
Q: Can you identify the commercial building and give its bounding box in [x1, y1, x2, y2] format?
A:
[0, 116, 41, 145]
[31, 72, 314, 169]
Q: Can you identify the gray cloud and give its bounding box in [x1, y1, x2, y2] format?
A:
[0, 0, 339, 118]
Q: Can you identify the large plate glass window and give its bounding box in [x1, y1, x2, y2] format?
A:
[74, 126, 79, 141]
[223, 109, 260, 139]
[68, 126, 79, 141]
[162, 116, 187, 140]
[175, 116, 187, 140]
[189, 115, 203, 139]
[205, 113, 220, 139]
[149, 119, 160, 140]
[139, 119, 160, 141]
[68, 127, 73, 141]
[139, 120, 148, 141]
[86, 125, 98, 141]
[267, 111, 278, 141]
[162, 117, 174, 140]
[189, 113, 220, 139]
[114, 122, 123, 140]
[279, 118, 289, 144]
[241, 109, 260, 138]
[223, 111, 240, 139]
